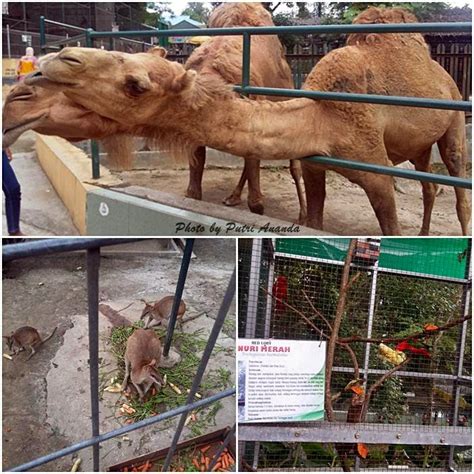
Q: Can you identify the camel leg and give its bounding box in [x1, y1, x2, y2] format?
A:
[437, 113, 471, 235]
[412, 151, 438, 236]
[224, 159, 264, 215]
[356, 172, 402, 235]
[289, 160, 307, 224]
[301, 162, 326, 230]
[223, 161, 247, 207]
[186, 146, 206, 200]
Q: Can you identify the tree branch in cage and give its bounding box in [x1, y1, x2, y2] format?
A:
[338, 314, 472, 344]
[325, 238, 357, 422]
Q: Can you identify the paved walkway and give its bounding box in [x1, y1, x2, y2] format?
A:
[2, 132, 79, 236]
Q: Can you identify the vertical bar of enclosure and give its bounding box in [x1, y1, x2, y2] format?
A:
[245, 239, 262, 338]
[163, 239, 195, 357]
[90, 140, 100, 179]
[39, 16, 45, 54]
[448, 240, 471, 469]
[162, 269, 236, 471]
[241, 32, 251, 95]
[208, 424, 236, 471]
[87, 246, 101, 472]
[263, 243, 275, 338]
[6, 24, 11, 58]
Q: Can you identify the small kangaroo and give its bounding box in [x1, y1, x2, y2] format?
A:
[140, 295, 186, 329]
[3, 326, 57, 360]
[121, 329, 164, 401]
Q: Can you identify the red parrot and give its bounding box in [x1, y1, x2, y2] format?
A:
[396, 340, 431, 358]
[273, 275, 288, 312]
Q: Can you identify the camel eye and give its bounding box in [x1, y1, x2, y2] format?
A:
[124, 77, 148, 97]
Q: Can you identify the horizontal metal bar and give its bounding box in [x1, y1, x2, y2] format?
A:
[10, 387, 235, 472]
[234, 86, 471, 112]
[333, 366, 472, 382]
[2, 238, 146, 261]
[302, 156, 472, 189]
[239, 422, 471, 446]
[88, 22, 472, 39]
[44, 18, 87, 32]
[46, 33, 86, 48]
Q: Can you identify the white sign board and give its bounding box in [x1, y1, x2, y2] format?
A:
[238, 339, 326, 423]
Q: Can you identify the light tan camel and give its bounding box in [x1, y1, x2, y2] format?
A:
[185, 2, 306, 221]
[28, 7, 470, 235]
[2, 83, 135, 170]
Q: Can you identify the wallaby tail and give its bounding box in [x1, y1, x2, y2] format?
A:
[42, 327, 57, 344]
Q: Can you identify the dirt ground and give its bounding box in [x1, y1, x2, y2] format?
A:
[2, 239, 236, 471]
[113, 165, 469, 236]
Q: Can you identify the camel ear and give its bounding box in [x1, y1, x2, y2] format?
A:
[148, 47, 167, 58]
[171, 70, 197, 94]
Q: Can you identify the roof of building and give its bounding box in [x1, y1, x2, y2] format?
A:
[169, 15, 204, 29]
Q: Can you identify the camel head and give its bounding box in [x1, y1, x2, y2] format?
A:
[25, 46, 204, 126]
[2, 84, 51, 148]
[2, 82, 129, 147]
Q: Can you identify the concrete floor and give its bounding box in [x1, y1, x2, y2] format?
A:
[2, 239, 236, 471]
[2, 131, 78, 236]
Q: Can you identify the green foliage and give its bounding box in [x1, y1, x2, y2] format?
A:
[181, 2, 211, 24]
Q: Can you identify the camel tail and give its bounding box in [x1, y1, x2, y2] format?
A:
[100, 134, 136, 171]
[41, 327, 57, 345]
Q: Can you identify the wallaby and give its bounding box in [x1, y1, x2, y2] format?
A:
[140, 295, 186, 329]
[121, 329, 164, 401]
[3, 326, 57, 360]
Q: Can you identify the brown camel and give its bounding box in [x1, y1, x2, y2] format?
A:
[185, 2, 306, 221]
[27, 7, 470, 235]
[2, 83, 134, 170]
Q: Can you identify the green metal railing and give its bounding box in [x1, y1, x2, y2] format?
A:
[41, 19, 472, 188]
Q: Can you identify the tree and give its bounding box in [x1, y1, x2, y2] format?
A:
[181, 2, 211, 24]
[142, 2, 173, 26]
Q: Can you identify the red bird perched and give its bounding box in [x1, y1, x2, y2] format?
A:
[273, 276, 288, 312]
[396, 340, 431, 358]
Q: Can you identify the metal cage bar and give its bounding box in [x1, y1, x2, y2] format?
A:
[41, 19, 472, 187]
[4, 239, 235, 472]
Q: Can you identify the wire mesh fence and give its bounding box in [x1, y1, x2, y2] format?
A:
[238, 238, 472, 472]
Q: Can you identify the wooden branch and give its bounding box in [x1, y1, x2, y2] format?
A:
[302, 289, 332, 331]
[260, 285, 331, 340]
[339, 314, 472, 344]
[361, 357, 411, 421]
[325, 239, 357, 422]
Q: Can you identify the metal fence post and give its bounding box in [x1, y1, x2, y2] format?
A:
[87, 247, 101, 472]
[241, 32, 251, 95]
[448, 240, 472, 470]
[39, 16, 45, 54]
[90, 140, 100, 179]
[163, 238, 195, 357]
[162, 268, 236, 471]
[245, 239, 262, 338]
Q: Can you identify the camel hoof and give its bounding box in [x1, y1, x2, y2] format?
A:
[185, 188, 202, 200]
[223, 195, 242, 207]
[248, 202, 264, 215]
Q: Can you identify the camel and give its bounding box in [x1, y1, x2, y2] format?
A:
[2, 83, 135, 170]
[185, 2, 306, 221]
[27, 7, 470, 235]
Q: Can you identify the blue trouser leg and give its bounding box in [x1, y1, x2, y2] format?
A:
[2, 151, 22, 234]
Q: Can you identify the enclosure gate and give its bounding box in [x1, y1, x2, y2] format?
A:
[3, 238, 236, 472]
[237, 238, 472, 472]
[39, 17, 472, 188]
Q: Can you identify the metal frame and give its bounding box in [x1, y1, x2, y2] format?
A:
[38, 19, 472, 187]
[239, 238, 472, 471]
[3, 238, 236, 472]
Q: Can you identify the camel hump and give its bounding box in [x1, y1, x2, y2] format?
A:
[209, 2, 274, 28]
[353, 7, 418, 25]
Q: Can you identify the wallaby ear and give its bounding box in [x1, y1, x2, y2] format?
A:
[148, 46, 167, 58]
[148, 358, 157, 367]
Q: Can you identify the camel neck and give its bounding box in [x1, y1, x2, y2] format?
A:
[165, 95, 330, 160]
